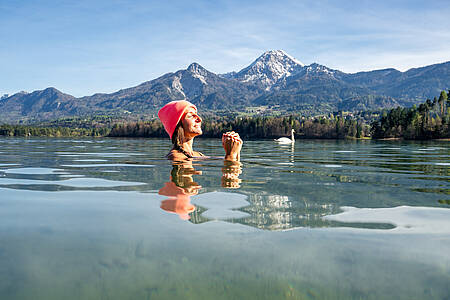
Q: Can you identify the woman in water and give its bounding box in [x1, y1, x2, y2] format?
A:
[157, 100, 242, 219]
[158, 100, 243, 161]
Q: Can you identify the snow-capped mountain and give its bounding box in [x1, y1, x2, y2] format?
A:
[169, 62, 210, 99]
[271, 63, 345, 90]
[303, 63, 339, 77]
[1, 50, 449, 122]
[228, 50, 305, 90]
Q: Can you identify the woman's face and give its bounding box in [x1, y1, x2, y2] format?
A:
[181, 107, 202, 138]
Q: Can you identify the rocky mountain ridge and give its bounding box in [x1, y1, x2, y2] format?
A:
[1, 50, 449, 123]
[224, 50, 305, 90]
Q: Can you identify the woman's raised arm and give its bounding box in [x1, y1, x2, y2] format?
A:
[222, 131, 243, 161]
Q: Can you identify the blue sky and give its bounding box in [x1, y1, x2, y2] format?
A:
[1, 0, 450, 97]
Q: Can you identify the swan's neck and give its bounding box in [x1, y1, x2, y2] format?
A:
[291, 131, 295, 142]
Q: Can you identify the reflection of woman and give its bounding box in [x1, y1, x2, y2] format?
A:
[158, 163, 201, 220]
[158, 100, 242, 161]
[158, 161, 243, 220]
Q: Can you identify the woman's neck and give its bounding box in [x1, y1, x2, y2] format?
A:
[177, 138, 195, 156]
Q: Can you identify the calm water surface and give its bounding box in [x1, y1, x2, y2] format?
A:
[0, 137, 449, 299]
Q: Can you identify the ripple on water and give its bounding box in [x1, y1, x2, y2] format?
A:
[0, 163, 20, 167]
[417, 147, 445, 151]
[0, 177, 145, 187]
[61, 163, 155, 168]
[56, 152, 145, 158]
[3, 167, 67, 175]
[73, 159, 109, 162]
[59, 178, 146, 187]
[333, 150, 356, 153]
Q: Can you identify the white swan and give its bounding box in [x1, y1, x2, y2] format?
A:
[275, 129, 295, 144]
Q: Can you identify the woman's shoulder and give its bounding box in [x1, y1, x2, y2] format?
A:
[167, 149, 187, 161]
[167, 149, 205, 160]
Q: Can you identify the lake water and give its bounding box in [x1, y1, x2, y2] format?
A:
[0, 137, 449, 299]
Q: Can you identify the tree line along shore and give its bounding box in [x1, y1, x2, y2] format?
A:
[1, 91, 449, 140]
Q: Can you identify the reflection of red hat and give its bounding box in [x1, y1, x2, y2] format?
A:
[158, 181, 188, 196]
[158, 100, 197, 139]
[159, 181, 196, 220]
[160, 198, 195, 220]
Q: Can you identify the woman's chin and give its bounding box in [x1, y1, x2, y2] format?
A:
[187, 130, 202, 138]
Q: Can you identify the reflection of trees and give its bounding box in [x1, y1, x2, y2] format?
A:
[237, 194, 340, 230]
[228, 192, 395, 230]
[189, 206, 209, 224]
[187, 190, 346, 229]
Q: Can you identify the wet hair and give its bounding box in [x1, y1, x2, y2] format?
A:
[171, 122, 193, 158]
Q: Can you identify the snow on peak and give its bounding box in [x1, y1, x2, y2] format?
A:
[305, 63, 335, 76]
[262, 50, 304, 67]
[234, 50, 305, 89]
[186, 62, 208, 85]
[187, 62, 207, 74]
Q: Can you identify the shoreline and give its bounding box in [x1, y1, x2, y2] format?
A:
[1, 135, 449, 141]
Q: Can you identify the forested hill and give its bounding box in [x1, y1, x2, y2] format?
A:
[1, 91, 449, 140]
[372, 91, 450, 139]
[107, 91, 449, 140]
[1, 50, 450, 123]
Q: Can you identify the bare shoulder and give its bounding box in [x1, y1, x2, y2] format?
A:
[167, 150, 188, 161]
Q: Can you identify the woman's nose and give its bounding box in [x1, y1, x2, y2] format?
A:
[196, 115, 202, 122]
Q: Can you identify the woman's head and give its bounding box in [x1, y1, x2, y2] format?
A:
[158, 100, 198, 139]
[181, 106, 202, 138]
[171, 106, 202, 149]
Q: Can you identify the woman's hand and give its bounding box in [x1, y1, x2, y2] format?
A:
[222, 131, 243, 161]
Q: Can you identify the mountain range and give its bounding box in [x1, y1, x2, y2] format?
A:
[1, 50, 449, 123]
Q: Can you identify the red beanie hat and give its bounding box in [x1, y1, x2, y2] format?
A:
[158, 100, 197, 139]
